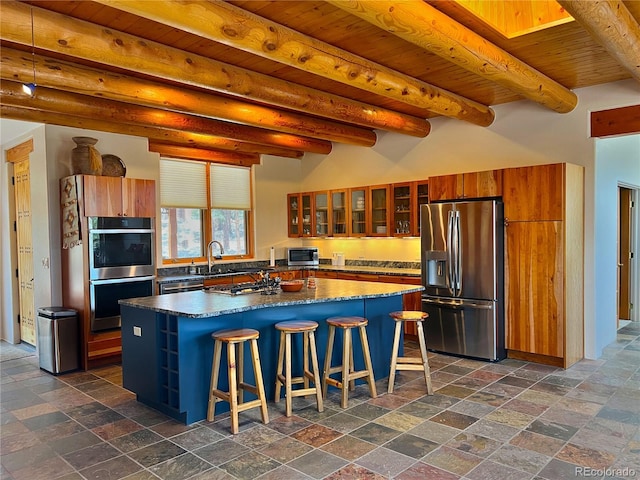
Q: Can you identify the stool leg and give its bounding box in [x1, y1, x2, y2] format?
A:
[249, 338, 270, 425]
[341, 327, 351, 408]
[322, 325, 336, 399]
[274, 330, 286, 403]
[237, 341, 245, 406]
[302, 331, 310, 390]
[284, 332, 293, 417]
[387, 320, 403, 393]
[227, 342, 240, 434]
[308, 330, 324, 413]
[417, 321, 434, 395]
[207, 339, 223, 422]
[359, 325, 377, 399]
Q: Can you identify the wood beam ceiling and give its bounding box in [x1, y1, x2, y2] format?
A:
[328, 0, 577, 114]
[0, 0, 431, 152]
[557, 0, 640, 83]
[94, 0, 495, 126]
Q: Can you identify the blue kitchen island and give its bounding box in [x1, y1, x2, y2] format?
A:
[119, 278, 423, 424]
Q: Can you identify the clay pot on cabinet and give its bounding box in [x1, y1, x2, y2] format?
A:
[71, 137, 102, 175]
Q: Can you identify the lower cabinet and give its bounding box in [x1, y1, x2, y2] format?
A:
[315, 271, 422, 336]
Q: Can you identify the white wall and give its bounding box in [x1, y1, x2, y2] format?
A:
[593, 135, 640, 356]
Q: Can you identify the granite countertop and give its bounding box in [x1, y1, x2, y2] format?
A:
[121, 278, 423, 318]
[157, 264, 420, 285]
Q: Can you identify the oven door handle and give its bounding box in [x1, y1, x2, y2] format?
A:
[89, 228, 155, 234]
[91, 276, 156, 285]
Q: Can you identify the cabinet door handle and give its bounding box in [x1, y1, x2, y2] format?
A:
[504, 217, 509, 227]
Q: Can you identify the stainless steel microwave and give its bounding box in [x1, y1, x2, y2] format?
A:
[287, 247, 319, 266]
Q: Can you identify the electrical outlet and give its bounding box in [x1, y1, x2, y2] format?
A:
[133, 326, 142, 337]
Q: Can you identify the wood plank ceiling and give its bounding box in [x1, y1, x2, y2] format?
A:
[1, 0, 639, 165]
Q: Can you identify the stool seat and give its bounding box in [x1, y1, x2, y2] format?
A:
[387, 311, 433, 395]
[212, 328, 260, 342]
[327, 316, 368, 328]
[274, 320, 323, 417]
[207, 328, 269, 434]
[389, 311, 428, 322]
[275, 320, 318, 333]
[323, 316, 376, 408]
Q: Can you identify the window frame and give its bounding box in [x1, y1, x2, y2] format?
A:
[160, 158, 254, 265]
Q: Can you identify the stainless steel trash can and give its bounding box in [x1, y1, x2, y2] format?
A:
[37, 307, 79, 374]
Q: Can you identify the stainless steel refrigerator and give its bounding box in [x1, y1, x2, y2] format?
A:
[420, 200, 506, 361]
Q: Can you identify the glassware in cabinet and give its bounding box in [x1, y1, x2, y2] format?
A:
[287, 193, 301, 237]
[415, 180, 429, 236]
[392, 182, 414, 236]
[314, 191, 330, 236]
[349, 187, 367, 236]
[368, 184, 390, 236]
[301, 193, 313, 236]
[331, 190, 348, 236]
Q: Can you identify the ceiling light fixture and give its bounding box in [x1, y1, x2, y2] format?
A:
[22, 7, 36, 96]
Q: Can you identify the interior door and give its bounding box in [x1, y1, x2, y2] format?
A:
[618, 187, 632, 322]
[11, 147, 36, 345]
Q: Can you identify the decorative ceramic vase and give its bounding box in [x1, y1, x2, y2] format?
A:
[71, 136, 102, 175]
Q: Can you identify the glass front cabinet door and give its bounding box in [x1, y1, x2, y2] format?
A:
[314, 191, 330, 236]
[300, 193, 313, 237]
[349, 187, 367, 237]
[330, 190, 348, 237]
[392, 182, 414, 237]
[287, 193, 301, 237]
[415, 180, 429, 236]
[369, 184, 390, 236]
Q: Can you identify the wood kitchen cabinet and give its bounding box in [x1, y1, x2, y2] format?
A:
[392, 182, 415, 237]
[503, 163, 564, 221]
[415, 180, 429, 236]
[369, 184, 391, 236]
[429, 170, 502, 202]
[83, 175, 156, 218]
[331, 189, 348, 237]
[504, 163, 583, 368]
[287, 193, 314, 237]
[349, 187, 368, 237]
[314, 191, 330, 236]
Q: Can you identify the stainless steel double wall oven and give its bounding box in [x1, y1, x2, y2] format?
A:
[88, 217, 155, 332]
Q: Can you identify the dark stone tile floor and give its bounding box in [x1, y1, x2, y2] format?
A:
[1, 323, 639, 479]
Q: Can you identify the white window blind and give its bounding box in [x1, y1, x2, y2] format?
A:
[160, 158, 207, 208]
[210, 165, 251, 210]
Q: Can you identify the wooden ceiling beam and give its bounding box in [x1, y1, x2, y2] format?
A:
[590, 104, 640, 137]
[557, 0, 640, 83]
[0, 106, 304, 160]
[0, 47, 379, 147]
[93, 0, 495, 126]
[0, 1, 431, 138]
[0, 81, 331, 154]
[329, 0, 578, 114]
[148, 143, 261, 166]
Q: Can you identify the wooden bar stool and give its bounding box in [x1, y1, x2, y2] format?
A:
[322, 316, 377, 408]
[207, 328, 269, 434]
[274, 320, 324, 417]
[388, 311, 433, 395]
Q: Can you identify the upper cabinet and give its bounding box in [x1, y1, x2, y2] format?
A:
[330, 190, 348, 237]
[314, 191, 330, 236]
[415, 180, 429, 236]
[287, 193, 301, 237]
[349, 187, 368, 237]
[392, 182, 414, 237]
[82, 175, 155, 217]
[503, 164, 563, 221]
[429, 170, 502, 202]
[369, 184, 390, 236]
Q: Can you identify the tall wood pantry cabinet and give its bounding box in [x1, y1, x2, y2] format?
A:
[502, 163, 584, 368]
[61, 175, 156, 370]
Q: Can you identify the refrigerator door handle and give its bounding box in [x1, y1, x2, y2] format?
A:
[452, 210, 461, 296]
[446, 210, 454, 293]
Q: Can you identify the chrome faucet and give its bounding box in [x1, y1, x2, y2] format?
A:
[207, 240, 224, 273]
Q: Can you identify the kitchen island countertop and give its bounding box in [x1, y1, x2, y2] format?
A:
[122, 278, 423, 318]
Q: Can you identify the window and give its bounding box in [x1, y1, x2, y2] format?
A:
[160, 158, 252, 263]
